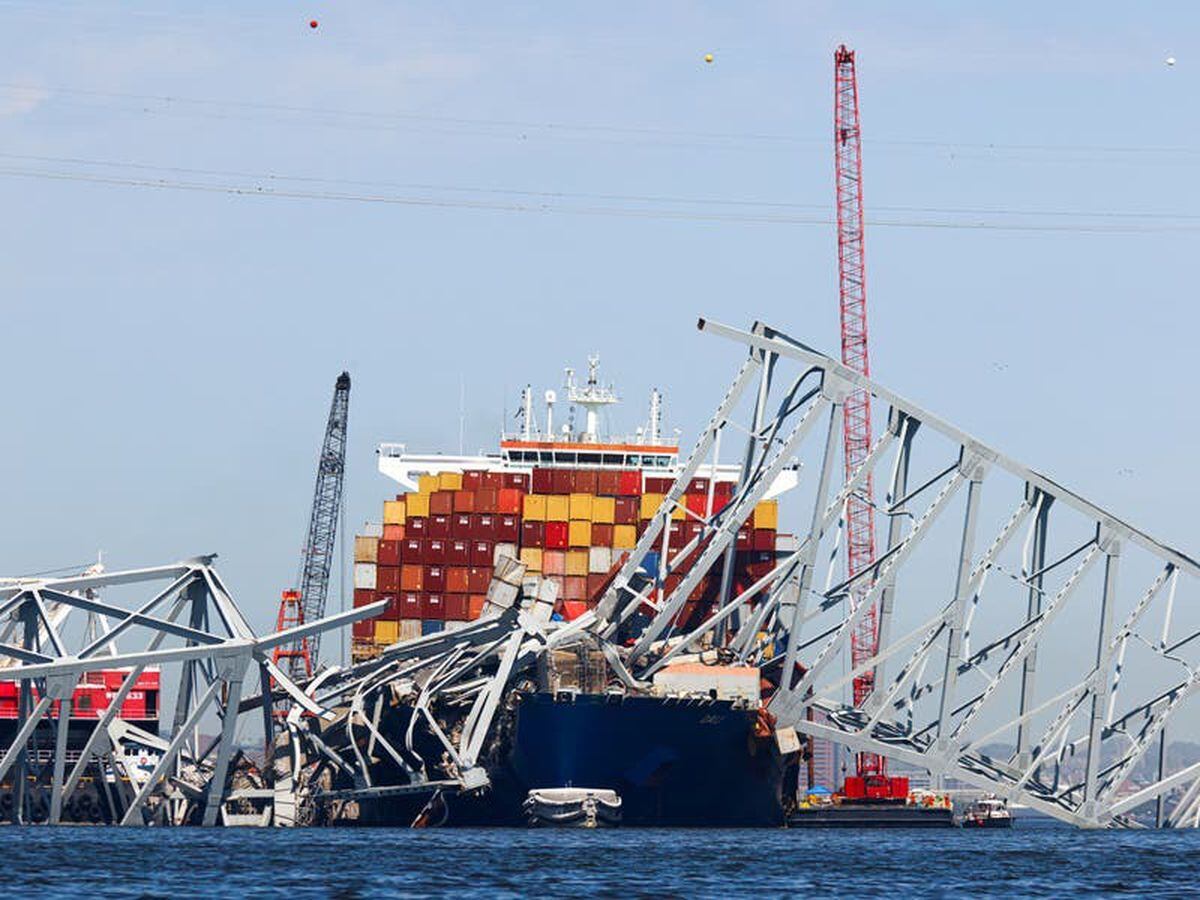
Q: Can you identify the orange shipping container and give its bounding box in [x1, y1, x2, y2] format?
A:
[498, 488, 523, 515]
[446, 566, 470, 593]
[468, 595, 487, 619]
[400, 565, 424, 592]
[382, 524, 405, 541]
[453, 490, 476, 513]
[568, 520, 592, 547]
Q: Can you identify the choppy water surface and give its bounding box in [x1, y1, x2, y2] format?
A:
[1, 822, 1196, 897]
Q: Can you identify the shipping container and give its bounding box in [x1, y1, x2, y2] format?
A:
[438, 471, 463, 491]
[640, 493, 664, 520]
[550, 469, 573, 494]
[375, 620, 399, 645]
[588, 546, 612, 574]
[520, 547, 543, 572]
[481, 471, 505, 490]
[753, 529, 777, 552]
[444, 594, 469, 620]
[353, 618, 373, 639]
[545, 495, 570, 521]
[453, 490, 476, 513]
[532, 468, 554, 493]
[360, 521, 384, 538]
[353, 562, 377, 590]
[544, 521, 569, 549]
[476, 488, 499, 514]
[596, 470, 621, 495]
[452, 513, 473, 535]
[400, 592, 422, 618]
[566, 550, 589, 577]
[573, 469, 598, 494]
[586, 573, 609, 599]
[376, 566, 401, 592]
[418, 474, 440, 494]
[542, 550, 567, 576]
[468, 566, 490, 593]
[383, 499, 406, 525]
[354, 535, 379, 563]
[401, 537, 423, 563]
[382, 524, 404, 541]
[353, 588, 376, 608]
[398, 619, 422, 642]
[430, 491, 454, 516]
[686, 493, 711, 518]
[407, 516, 428, 537]
[400, 565, 424, 592]
[446, 566, 470, 593]
[496, 514, 520, 542]
[421, 619, 444, 636]
[753, 500, 779, 530]
[521, 521, 544, 547]
[504, 471, 529, 490]
[494, 542, 518, 565]
[497, 488, 523, 515]
[406, 493, 431, 518]
[568, 520, 592, 547]
[614, 497, 639, 525]
[568, 492, 593, 520]
[564, 575, 588, 601]
[473, 514, 496, 539]
[470, 540, 494, 567]
[380, 592, 401, 619]
[618, 470, 642, 496]
[378, 539, 403, 567]
[523, 494, 547, 521]
[468, 595, 486, 619]
[591, 523, 614, 547]
[463, 470, 483, 490]
[591, 496, 616, 524]
[425, 539, 447, 564]
[429, 514, 451, 538]
[613, 524, 637, 549]
[447, 539, 471, 566]
[646, 476, 674, 493]
[425, 565, 446, 592]
[422, 593, 445, 620]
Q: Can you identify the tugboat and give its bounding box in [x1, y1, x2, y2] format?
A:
[961, 794, 1013, 829]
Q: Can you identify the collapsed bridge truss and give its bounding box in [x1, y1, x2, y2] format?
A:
[587, 318, 1200, 828]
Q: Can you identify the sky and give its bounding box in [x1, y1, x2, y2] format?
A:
[2, 1, 1198, 671]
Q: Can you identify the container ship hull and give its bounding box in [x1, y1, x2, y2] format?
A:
[359, 692, 788, 827]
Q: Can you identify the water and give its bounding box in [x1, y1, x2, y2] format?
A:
[1, 822, 1196, 897]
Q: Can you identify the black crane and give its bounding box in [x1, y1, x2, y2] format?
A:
[274, 372, 350, 681]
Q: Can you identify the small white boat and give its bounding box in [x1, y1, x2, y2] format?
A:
[523, 788, 622, 828]
[961, 794, 1013, 829]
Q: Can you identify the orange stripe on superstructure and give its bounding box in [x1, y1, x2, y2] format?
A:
[500, 440, 679, 454]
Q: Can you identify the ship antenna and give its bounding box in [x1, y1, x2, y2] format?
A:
[648, 388, 662, 444]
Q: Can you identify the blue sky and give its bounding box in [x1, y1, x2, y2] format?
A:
[1, 1, 1197, 655]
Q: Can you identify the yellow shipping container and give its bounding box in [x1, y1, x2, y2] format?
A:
[591, 496, 616, 524]
[383, 499, 407, 525]
[354, 535, 379, 563]
[418, 474, 439, 495]
[546, 494, 570, 521]
[438, 471, 463, 491]
[375, 620, 399, 645]
[406, 492, 431, 518]
[754, 500, 779, 530]
[613, 524, 637, 549]
[523, 494, 547, 521]
[520, 547, 543, 572]
[640, 493, 664, 520]
[568, 520, 592, 547]
[566, 550, 589, 576]
[569, 492, 594, 520]
[672, 501, 685, 521]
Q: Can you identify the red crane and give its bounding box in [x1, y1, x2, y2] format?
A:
[834, 44, 887, 784]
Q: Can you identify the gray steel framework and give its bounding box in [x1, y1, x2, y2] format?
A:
[0, 556, 381, 825]
[580, 318, 1200, 828]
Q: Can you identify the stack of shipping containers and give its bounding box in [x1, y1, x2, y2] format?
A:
[351, 469, 779, 663]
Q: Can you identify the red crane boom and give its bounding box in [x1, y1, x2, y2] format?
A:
[835, 44, 885, 781]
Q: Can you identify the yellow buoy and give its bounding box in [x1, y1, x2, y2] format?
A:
[704, 53, 714, 64]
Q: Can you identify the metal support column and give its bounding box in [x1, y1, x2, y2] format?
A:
[1015, 489, 1052, 770]
[1083, 538, 1121, 821]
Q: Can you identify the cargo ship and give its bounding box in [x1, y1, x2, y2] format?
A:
[345, 359, 800, 826]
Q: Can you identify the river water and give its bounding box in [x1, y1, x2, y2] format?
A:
[1, 821, 1196, 897]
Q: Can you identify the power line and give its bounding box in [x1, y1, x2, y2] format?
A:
[3, 164, 1197, 233]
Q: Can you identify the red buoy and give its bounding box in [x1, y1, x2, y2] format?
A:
[309, 19, 319, 29]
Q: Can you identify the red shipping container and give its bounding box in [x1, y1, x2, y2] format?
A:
[470, 540, 494, 567]
[430, 491, 454, 516]
[476, 488, 499, 514]
[614, 497, 638, 525]
[425, 565, 446, 592]
[473, 514, 496, 538]
[453, 490, 476, 513]
[686, 493, 711, 518]
[353, 588, 376, 608]
[596, 470, 621, 496]
[482, 471, 505, 490]
[736, 526, 752, 550]
[446, 566, 470, 593]
[618, 470, 642, 496]
[400, 565, 424, 591]
[468, 594, 487, 618]
[683, 520, 705, 542]
[468, 566, 490, 592]
[714, 480, 735, 498]
[425, 538, 447, 564]
[400, 592, 423, 617]
[463, 470, 484, 490]
[497, 514, 520, 542]
[753, 529, 777, 552]
[377, 539, 402, 566]
[646, 476, 674, 493]
[446, 539, 471, 566]
[382, 523, 405, 541]
[444, 594, 469, 620]
[532, 468, 554, 493]
[407, 516, 427, 537]
[586, 573, 609, 600]
[842, 776, 866, 799]
[452, 513, 473, 535]
[521, 521, 544, 546]
[544, 521, 569, 549]
[497, 488, 523, 515]
[429, 515, 451, 538]
[401, 537, 422, 563]
[353, 619, 373, 638]
[561, 600, 589, 621]
[550, 469, 573, 494]
[504, 471, 529, 490]
[564, 575, 588, 601]
[573, 469, 598, 494]
[379, 592, 401, 619]
[376, 566, 401, 592]
[688, 477, 711, 495]
[422, 593, 445, 620]
[591, 523, 613, 547]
